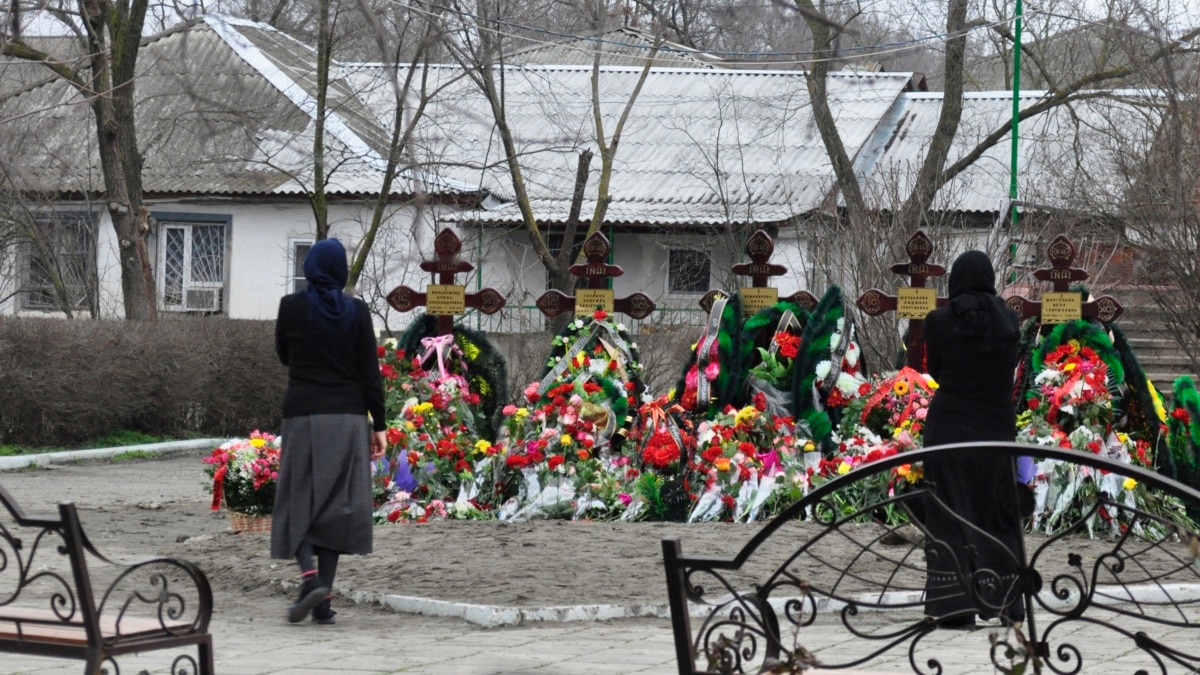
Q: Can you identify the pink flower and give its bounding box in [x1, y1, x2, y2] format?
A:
[618, 493, 633, 506]
[502, 404, 517, 415]
[704, 362, 720, 381]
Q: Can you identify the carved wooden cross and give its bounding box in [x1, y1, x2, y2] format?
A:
[855, 230, 948, 371]
[386, 229, 507, 335]
[535, 232, 656, 321]
[1004, 234, 1124, 326]
[699, 230, 818, 316]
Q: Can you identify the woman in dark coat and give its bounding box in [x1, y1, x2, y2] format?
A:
[270, 238, 386, 625]
[921, 250, 1025, 629]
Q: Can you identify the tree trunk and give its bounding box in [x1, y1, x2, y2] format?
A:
[85, 0, 156, 320]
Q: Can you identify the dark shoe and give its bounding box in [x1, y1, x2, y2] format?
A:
[286, 577, 331, 624]
[312, 598, 336, 625]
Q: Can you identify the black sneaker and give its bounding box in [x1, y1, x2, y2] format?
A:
[286, 577, 331, 624]
[312, 598, 337, 625]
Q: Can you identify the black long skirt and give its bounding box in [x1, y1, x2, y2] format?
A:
[921, 413, 1025, 622]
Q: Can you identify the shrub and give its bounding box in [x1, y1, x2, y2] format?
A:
[0, 317, 286, 446]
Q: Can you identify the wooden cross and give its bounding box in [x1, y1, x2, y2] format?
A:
[1004, 234, 1123, 326]
[698, 230, 818, 316]
[386, 229, 507, 335]
[855, 230, 948, 371]
[535, 232, 656, 321]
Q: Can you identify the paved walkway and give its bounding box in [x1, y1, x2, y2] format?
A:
[3, 446, 1200, 674]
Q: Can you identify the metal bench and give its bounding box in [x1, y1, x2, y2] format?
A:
[662, 442, 1200, 674]
[0, 485, 213, 674]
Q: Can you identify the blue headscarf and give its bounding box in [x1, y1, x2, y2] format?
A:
[304, 238, 356, 332]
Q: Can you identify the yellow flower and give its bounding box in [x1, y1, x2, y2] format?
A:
[803, 440, 816, 453]
[474, 440, 491, 456]
[715, 458, 731, 471]
[1123, 477, 1138, 491]
[459, 338, 481, 361]
[896, 463, 911, 477]
[412, 402, 433, 414]
[1068, 339, 1081, 354]
[734, 406, 759, 426]
[1117, 432, 1129, 444]
[1063, 363, 1076, 372]
[925, 376, 938, 390]
[560, 434, 573, 447]
[837, 462, 852, 475]
[404, 421, 416, 432]
[1149, 379, 1167, 423]
[892, 380, 910, 397]
[250, 438, 266, 448]
[515, 407, 530, 420]
[668, 387, 677, 400]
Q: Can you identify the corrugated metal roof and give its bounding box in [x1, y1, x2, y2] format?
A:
[347, 64, 913, 226]
[507, 27, 727, 69]
[0, 16, 476, 197]
[859, 90, 1162, 213]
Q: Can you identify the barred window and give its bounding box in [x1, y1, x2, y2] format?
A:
[158, 216, 229, 314]
[20, 213, 96, 313]
[668, 247, 710, 294]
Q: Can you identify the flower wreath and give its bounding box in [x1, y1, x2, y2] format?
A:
[398, 313, 508, 440]
[535, 309, 645, 453]
[673, 293, 745, 415]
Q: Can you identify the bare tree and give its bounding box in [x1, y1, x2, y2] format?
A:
[3, 0, 158, 319]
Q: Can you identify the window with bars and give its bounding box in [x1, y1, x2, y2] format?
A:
[20, 213, 96, 313]
[668, 247, 711, 294]
[291, 240, 313, 294]
[157, 217, 228, 314]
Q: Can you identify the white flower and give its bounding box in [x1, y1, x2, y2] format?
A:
[617, 324, 627, 332]
[815, 360, 832, 380]
[836, 371, 863, 395]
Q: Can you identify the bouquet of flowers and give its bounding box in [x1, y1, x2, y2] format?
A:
[849, 367, 936, 448]
[203, 430, 280, 516]
[686, 393, 808, 522]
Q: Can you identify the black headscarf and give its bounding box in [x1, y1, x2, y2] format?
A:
[304, 238, 356, 332]
[947, 250, 1018, 352]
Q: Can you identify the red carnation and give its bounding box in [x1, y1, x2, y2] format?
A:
[593, 309, 608, 321]
[548, 454, 566, 470]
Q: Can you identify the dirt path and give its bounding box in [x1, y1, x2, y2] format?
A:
[1, 452, 1186, 613]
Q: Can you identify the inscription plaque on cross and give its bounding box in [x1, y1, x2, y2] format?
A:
[386, 228, 507, 336]
[855, 230, 948, 371]
[1004, 235, 1123, 326]
[698, 230, 818, 317]
[535, 232, 656, 321]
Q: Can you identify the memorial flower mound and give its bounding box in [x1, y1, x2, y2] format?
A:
[1019, 327, 1194, 538]
[203, 431, 280, 517]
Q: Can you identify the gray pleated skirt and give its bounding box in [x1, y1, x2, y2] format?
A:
[270, 414, 374, 559]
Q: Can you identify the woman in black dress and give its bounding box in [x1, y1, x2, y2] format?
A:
[270, 238, 387, 624]
[921, 250, 1025, 629]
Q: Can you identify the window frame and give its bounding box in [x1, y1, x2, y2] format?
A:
[18, 211, 98, 314]
[153, 212, 231, 315]
[666, 246, 712, 295]
[289, 238, 314, 295]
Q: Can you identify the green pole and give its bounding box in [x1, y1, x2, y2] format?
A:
[1009, 0, 1023, 280]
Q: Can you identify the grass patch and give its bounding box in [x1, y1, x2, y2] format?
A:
[0, 430, 195, 457]
[111, 450, 155, 461]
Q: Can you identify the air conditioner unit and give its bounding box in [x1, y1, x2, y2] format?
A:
[185, 287, 222, 312]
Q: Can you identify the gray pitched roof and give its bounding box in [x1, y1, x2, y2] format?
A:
[0, 16, 478, 197]
[858, 90, 1163, 214]
[346, 63, 915, 227]
[507, 27, 727, 69]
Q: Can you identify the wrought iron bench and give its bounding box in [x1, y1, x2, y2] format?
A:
[0, 485, 213, 674]
[662, 442, 1200, 674]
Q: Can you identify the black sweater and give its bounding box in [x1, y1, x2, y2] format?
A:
[275, 293, 387, 431]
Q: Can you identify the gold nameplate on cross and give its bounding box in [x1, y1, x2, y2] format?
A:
[897, 287, 937, 319]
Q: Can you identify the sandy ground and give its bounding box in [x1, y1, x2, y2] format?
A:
[1, 451, 1190, 615]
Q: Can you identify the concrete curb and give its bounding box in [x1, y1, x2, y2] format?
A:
[0, 438, 223, 471]
[341, 581, 1200, 629]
